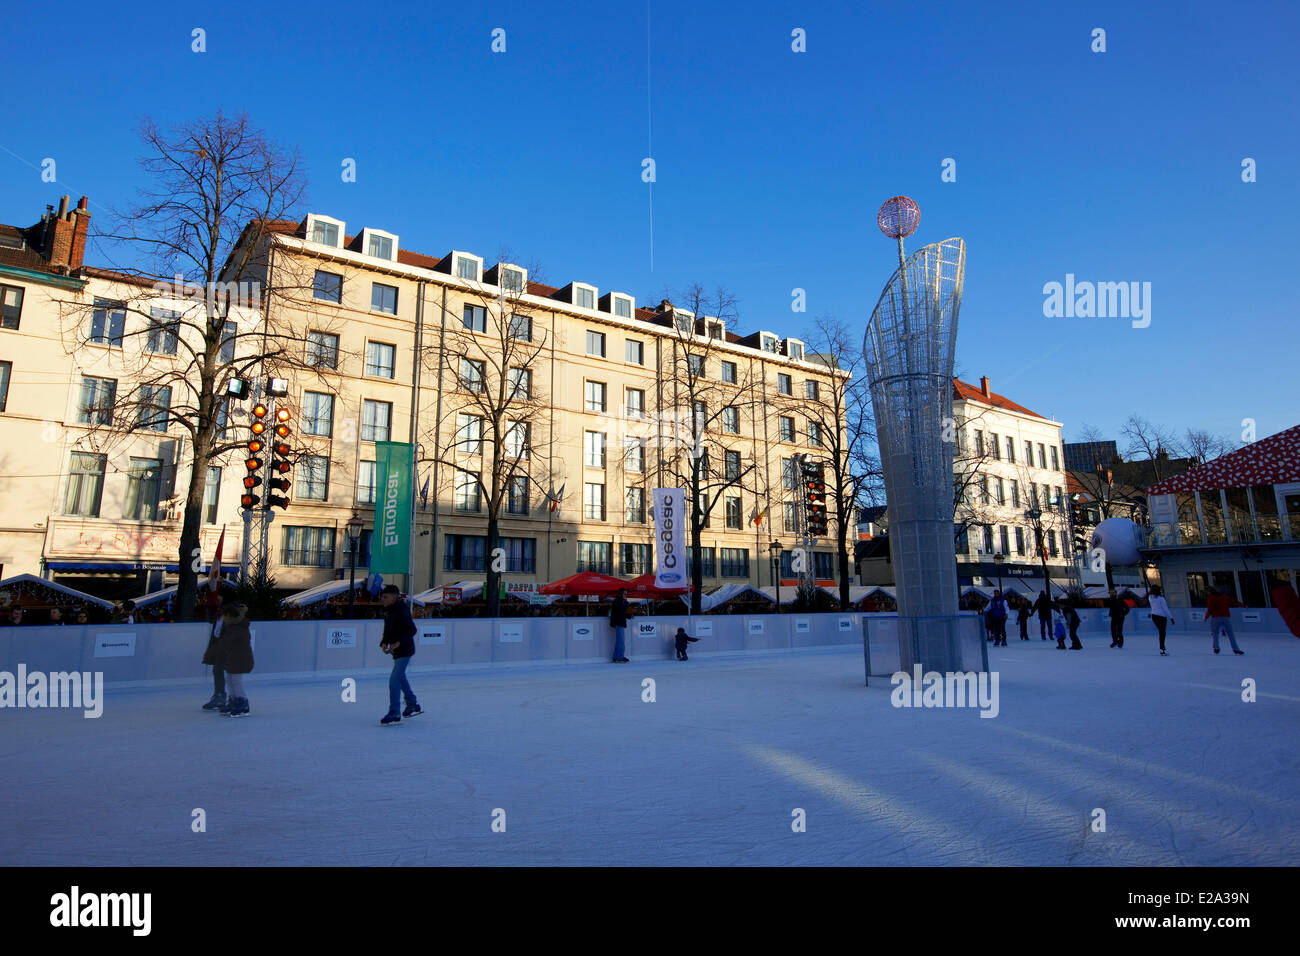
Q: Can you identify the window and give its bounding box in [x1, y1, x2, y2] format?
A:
[621, 543, 650, 575]
[313, 270, 342, 303]
[626, 339, 643, 365]
[135, 385, 171, 432]
[995, 477, 1005, 505]
[367, 234, 393, 259]
[578, 541, 611, 573]
[1050, 445, 1060, 471]
[498, 537, 536, 573]
[974, 431, 985, 457]
[505, 421, 530, 459]
[357, 460, 376, 504]
[725, 449, 741, 481]
[502, 268, 525, 293]
[777, 373, 792, 395]
[296, 455, 330, 500]
[761, 334, 779, 353]
[456, 257, 479, 281]
[584, 431, 606, 468]
[78, 376, 117, 425]
[508, 313, 531, 341]
[788, 342, 804, 362]
[688, 354, 704, 376]
[64, 452, 105, 516]
[723, 406, 739, 434]
[614, 296, 633, 318]
[302, 391, 334, 437]
[805, 380, 819, 400]
[585, 381, 606, 412]
[625, 388, 645, 418]
[1048, 529, 1059, 557]
[371, 283, 398, 315]
[508, 367, 532, 399]
[1010, 479, 1020, 509]
[990, 433, 1000, 460]
[146, 309, 179, 355]
[625, 437, 646, 474]
[1015, 527, 1025, 555]
[814, 552, 834, 579]
[721, 360, 737, 383]
[203, 467, 221, 523]
[979, 476, 990, 505]
[583, 482, 606, 520]
[725, 496, 742, 529]
[955, 526, 970, 555]
[692, 400, 707, 433]
[123, 457, 163, 521]
[688, 546, 717, 578]
[311, 220, 339, 246]
[1, 285, 24, 329]
[444, 534, 486, 572]
[463, 305, 486, 333]
[586, 330, 606, 357]
[696, 491, 711, 529]
[0, 360, 8, 411]
[454, 470, 481, 511]
[455, 414, 483, 455]
[982, 525, 995, 554]
[782, 457, 797, 491]
[808, 421, 823, 447]
[1037, 443, 1047, 469]
[576, 287, 595, 309]
[306, 331, 339, 369]
[779, 417, 795, 442]
[1006, 436, 1015, 463]
[365, 341, 396, 378]
[625, 486, 646, 523]
[707, 323, 723, 340]
[219, 320, 237, 363]
[508, 476, 529, 515]
[720, 548, 749, 578]
[282, 526, 335, 567]
[1025, 441, 1034, 468]
[88, 299, 125, 347]
[676, 314, 694, 334]
[361, 400, 392, 442]
[999, 525, 1010, 554]
[784, 501, 798, 534]
[458, 358, 487, 393]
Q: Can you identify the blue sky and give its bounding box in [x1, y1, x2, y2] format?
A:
[3, 0, 1296, 449]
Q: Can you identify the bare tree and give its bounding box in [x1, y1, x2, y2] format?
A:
[420, 263, 554, 617]
[1120, 415, 1178, 481]
[58, 111, 309, 620]
[1176, 427, 1234, 465]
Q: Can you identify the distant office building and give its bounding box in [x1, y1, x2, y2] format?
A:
[1064, 440, 1119, 472]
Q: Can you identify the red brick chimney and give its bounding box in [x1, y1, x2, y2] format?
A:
[980, 375, 991, 398]
[41, 195, 91, 274]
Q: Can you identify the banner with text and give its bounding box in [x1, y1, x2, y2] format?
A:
[652, 487, 687, 589]
[370, 441, 413, 574]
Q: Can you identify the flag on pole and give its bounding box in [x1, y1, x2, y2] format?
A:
[548, 483, 566, 513]
[206, 526, 225, 610]
[749, 503, 768, 527]
[419, 474, 430, 509]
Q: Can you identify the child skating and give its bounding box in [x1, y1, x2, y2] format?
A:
[674, 626, 699, 660]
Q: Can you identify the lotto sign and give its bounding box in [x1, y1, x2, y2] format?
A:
[325, 627, 357, 649]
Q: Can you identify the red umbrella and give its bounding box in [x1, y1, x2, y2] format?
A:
[625, 573, 688, 599]
[538, 571, 629, 596]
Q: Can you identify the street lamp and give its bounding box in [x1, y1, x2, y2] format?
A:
[769, 539, 783, 614]
[993, 552, 1005, 593]
[346, 512, 364, 619]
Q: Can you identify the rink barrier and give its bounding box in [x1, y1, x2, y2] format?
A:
[0, 612, 865, 684]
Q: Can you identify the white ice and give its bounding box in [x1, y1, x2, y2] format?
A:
[3, 633, 1298, 865]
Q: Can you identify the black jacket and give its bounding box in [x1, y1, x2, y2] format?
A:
[609, 596, 629, 628]
[383, 599, 417, 659]
[1033, 595, 1053, 618]
[1107, 596, 1130, 619]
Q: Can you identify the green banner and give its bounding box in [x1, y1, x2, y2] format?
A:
[370, 441, 413, 574]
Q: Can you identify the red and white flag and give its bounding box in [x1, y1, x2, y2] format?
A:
[548, 483, 566, 513]
[207, 526, 226, 606]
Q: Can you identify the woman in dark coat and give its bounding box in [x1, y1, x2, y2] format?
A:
[210, 604, 254, 717]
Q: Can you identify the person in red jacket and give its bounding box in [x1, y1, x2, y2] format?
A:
[1204, 586, 1245, 655]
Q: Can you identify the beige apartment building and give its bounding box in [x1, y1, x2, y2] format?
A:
[0, 198, 846, 600]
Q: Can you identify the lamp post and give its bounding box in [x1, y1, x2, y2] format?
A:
[993, 552, 1005, 593]
[769, 539, 783, 614]
[346, 512, 364, 619]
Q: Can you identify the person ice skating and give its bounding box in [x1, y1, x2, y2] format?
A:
[379, 585, 421, 724]
[1033, 591, 1053, 640]
[1063, 602, 1082, 649]
[212, 603, 253, 717]
[1107, 588, 1129, 647]
[1149, 585, 1174, 655]
[1016, 600, 1032, 640]
[609, 588, 630, 663]
[1053, 603, 1068, 649]
[200, 605, 228, 711]
[1204, 586, 1245, 655]
[987, 589, 1009, 646]
[983, 603, 996, 643]
[674, 626, 699, 660]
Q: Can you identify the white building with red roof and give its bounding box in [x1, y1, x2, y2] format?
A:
[1144, 424, 1300, 608]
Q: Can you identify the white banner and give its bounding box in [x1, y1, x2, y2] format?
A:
[652, 487, 687, 589]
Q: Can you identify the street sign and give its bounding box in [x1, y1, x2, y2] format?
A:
[444, 587, 462, 604]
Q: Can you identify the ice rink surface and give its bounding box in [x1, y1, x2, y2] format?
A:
[3, 632, 1298, 866]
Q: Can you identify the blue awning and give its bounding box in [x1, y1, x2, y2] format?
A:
[47, 562, 143, 572]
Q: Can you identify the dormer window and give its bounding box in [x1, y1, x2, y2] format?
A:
[707, 322, 723, 340]
[457, 256, 480, 281]
[786, 340, 804, 361]
[675, 313, 694, 334]
[760, 333, 780, 353]
[574, 284, 596, 309]
[502, 267, 525, 293]
[366, 233, 394, 259]
[306, 214, 345, 248]
[613, 295, 633, 318]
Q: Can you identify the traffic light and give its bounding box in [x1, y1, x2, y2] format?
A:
[242, 405, 269, 510]
[266, 406, 292, 510]
[267, 475, 291, 510]
[240, 474, 263, 509]
[802, 460, 828, 537]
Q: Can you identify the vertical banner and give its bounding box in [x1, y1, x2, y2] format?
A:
[370, 441, 413, 574]
[652, 487, 686, 589]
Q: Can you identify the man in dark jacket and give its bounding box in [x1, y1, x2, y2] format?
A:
[379, 585, 421, 724]
[1107, 588, 1129, 648]
[1033, 591, 1053, 640]
[609, 588, 630, 663]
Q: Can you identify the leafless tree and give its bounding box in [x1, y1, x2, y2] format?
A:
[1120, 415, 1178, 481]
[1176, 428, 1234, 465]
[56, 111, 311, 620]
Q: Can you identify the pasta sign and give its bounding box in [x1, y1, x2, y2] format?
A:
[653, 487, 686, 589]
